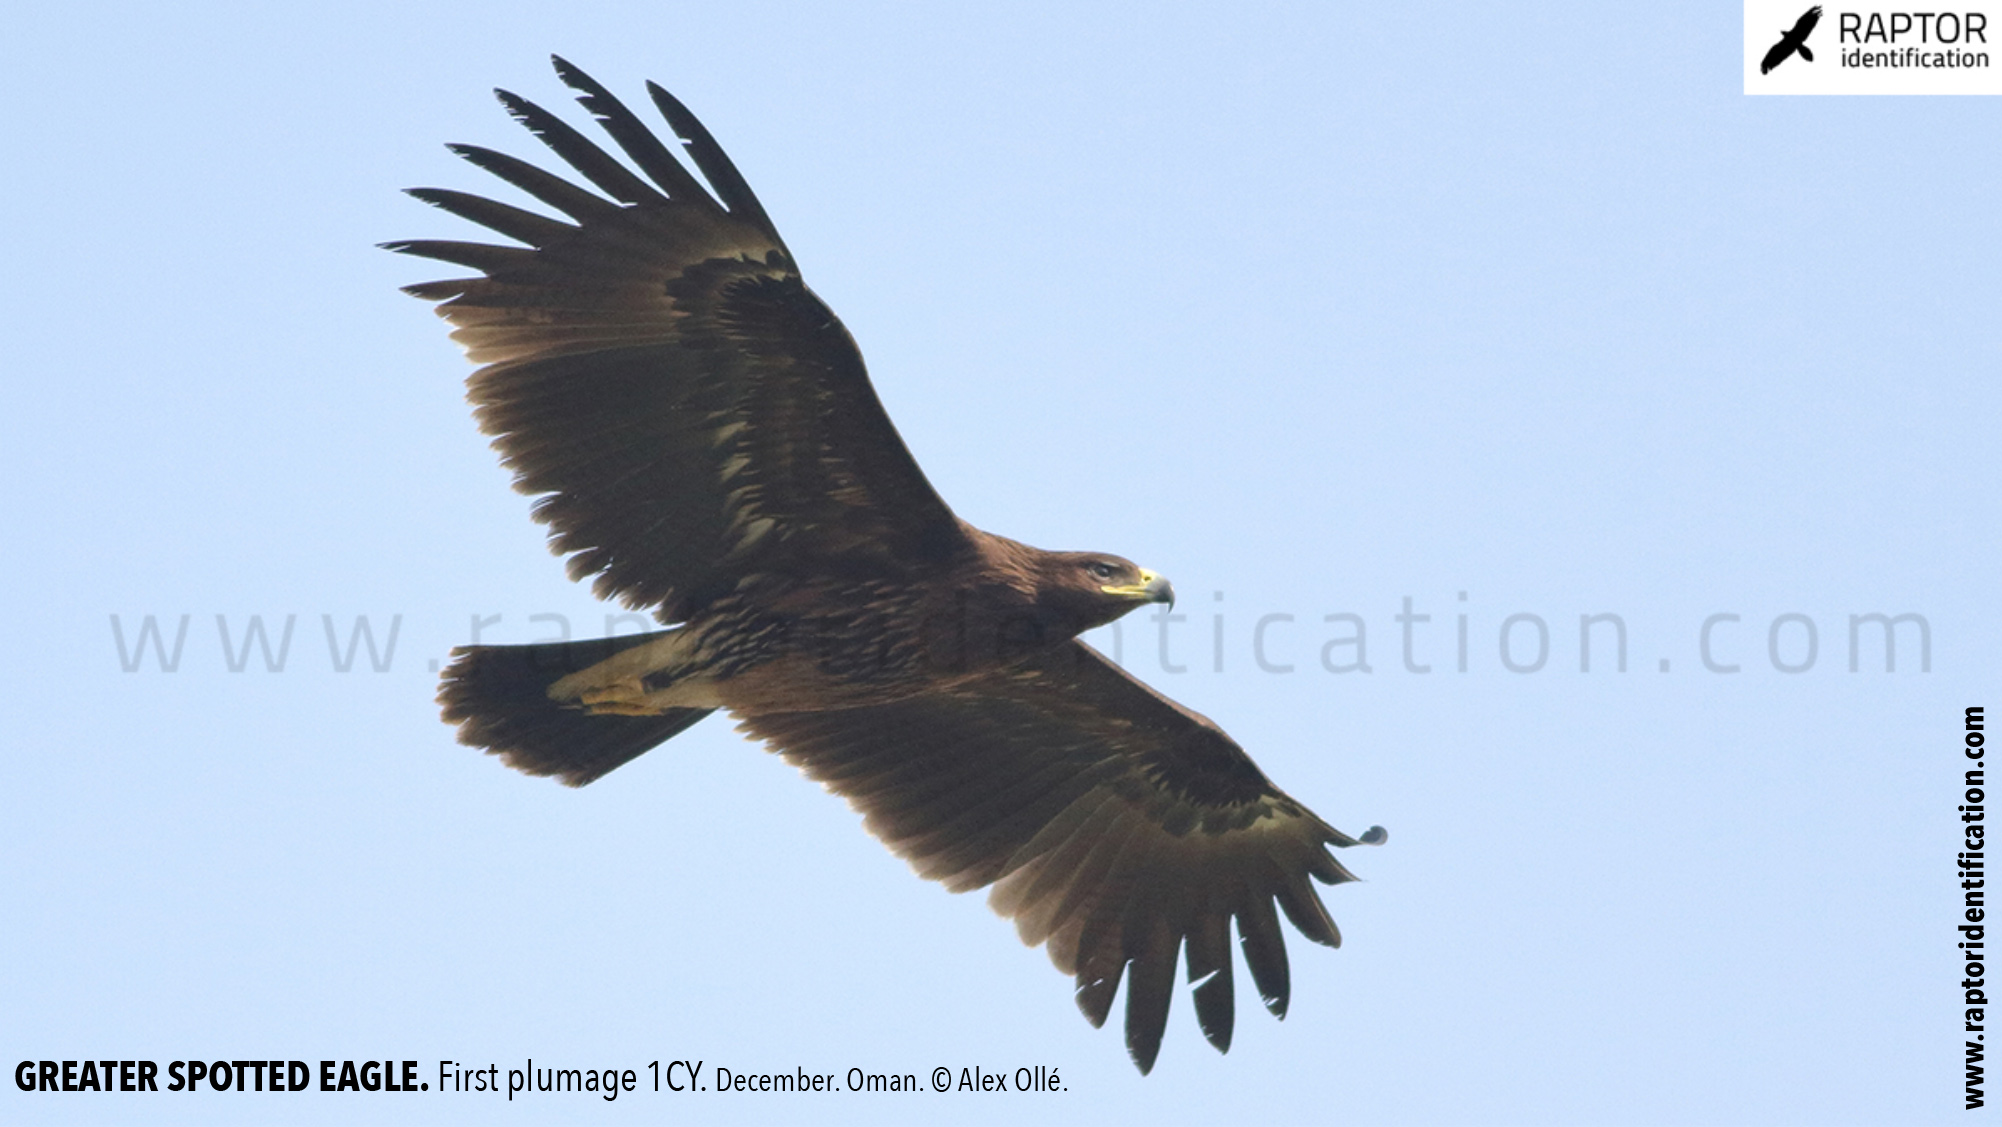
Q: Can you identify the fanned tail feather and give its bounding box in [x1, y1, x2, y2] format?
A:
[439, 632, 713, 786]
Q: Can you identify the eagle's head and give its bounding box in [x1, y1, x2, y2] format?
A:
[1039, 551, 1176, 633]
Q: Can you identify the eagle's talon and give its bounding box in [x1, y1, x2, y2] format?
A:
[578, 680, 657, 715]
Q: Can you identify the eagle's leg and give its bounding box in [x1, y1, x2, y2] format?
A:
[546, 629, 719, 715]
[577, 678, 662, 716]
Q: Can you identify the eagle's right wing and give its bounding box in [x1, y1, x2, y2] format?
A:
[390, 58, 969, 623]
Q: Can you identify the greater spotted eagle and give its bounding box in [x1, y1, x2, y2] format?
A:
[391, 58, 1384, 1074]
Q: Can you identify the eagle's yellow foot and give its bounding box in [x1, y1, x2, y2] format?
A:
[578, 679, 660, 716]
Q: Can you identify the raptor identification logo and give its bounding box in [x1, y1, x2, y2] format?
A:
[1744, 0, 2001, 92]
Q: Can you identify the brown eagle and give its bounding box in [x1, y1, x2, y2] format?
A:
[390, 57, 1383, 1074]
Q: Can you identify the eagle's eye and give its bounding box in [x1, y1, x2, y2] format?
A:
[1085, 561, 1117, 581]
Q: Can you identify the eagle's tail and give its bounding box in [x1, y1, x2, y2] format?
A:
[438, 633, 715, 787]
[1799, 44, 1814, 62]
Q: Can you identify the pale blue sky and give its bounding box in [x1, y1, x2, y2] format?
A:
[3, 3, 1995, 1124]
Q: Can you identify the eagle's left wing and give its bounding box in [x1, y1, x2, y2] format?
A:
[738, 640, 1383, 1074]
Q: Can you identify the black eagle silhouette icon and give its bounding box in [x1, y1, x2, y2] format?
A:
[1762, 6, 1823, 73]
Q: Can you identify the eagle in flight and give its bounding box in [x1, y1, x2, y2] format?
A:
[391, 57, 1383, 1074]
[1762, 6, 1823, 73]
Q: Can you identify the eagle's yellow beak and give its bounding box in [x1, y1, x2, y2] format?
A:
[1102, 568, 1176, 609]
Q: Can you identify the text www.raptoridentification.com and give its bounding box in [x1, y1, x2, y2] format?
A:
[1963, 704, 1989, 1110]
